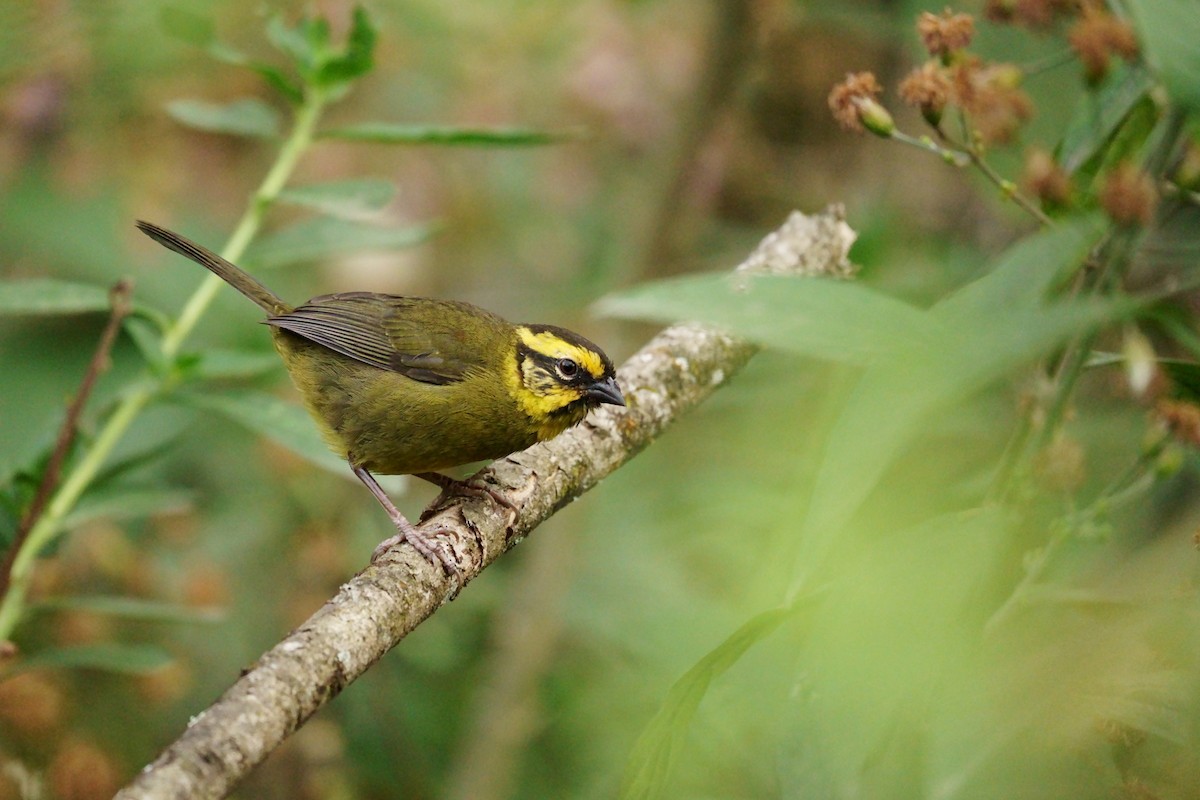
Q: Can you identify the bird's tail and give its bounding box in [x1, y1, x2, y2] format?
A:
[136, 221, 291, 315]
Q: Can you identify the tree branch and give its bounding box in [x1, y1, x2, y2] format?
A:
[113, 207, 856, 800]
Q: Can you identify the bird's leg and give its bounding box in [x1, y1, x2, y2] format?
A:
[352, 464, 460, 577]
[413, 471, 518, 521]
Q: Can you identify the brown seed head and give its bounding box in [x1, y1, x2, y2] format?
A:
[829, 72, 893, 136]
[1069, 7, 1141, 83]
[1022, 147, 1073, 207]
[0, 672, 65, 738]
[899, 62, 952, 127]
[1156, 399, 1200, 448]
[49, 739, 122, 800]
[983, 0, 1017, 23]
[1099, 161, 1158, 226]
[952, 59, 1033, 145]
[1001, 0, 1076, 29]
[917, 9, 976, 58]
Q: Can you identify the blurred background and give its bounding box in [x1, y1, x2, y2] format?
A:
[2, 1, 1199, 798]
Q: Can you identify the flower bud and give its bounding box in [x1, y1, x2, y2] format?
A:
[856, 97, 895, 138]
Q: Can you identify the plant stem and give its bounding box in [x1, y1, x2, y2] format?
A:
[0, 88, 328, 643]
[0, 282, 133, 601]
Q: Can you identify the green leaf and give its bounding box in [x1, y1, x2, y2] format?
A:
[267, 14, 318, 72]
[0, 280, 112, 316]
[246, 217, 435, 269]
[33, 595, 224, 624]
[249, 64, 305, 106]
[173, 390, 351, 477]
[935, 215, 1104, 323]
[166, 98, 281, 138]
[1057, 65, 1155, 175]
[597, 274, 941, 365]
[277, 178, 396, 219]
[619, 605, 804, 800]
[88, 440, 176, 492]
[64, 487, 193, 530]
[320, 123, 578, 147]
[317, 6, 376, 87]
[790, 220, 1116, 587]
[1128, 0, 1200, 110]
[123, 315, 167, 373]
[193, 347, 282, 380]
[160, 8, 305, 106]
[1162, 359, 1200, 402]
[6, 643, 173, 677]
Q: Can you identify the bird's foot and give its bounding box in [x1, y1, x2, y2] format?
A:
[415, 472, 518, 523]
[371, 518, 461, 583]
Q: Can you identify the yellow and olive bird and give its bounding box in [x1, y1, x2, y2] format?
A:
[136, 221, 624, 575]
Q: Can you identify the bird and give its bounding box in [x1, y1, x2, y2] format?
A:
[136, 221, 624, 577]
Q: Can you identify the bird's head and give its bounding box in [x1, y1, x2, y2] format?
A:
[508, 324, 624, 440]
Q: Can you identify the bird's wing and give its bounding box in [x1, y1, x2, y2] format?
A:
[267, 293, 503, 386]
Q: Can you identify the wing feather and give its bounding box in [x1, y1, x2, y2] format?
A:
[267, 292, 507, 386]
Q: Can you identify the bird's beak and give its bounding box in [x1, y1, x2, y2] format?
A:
[587, 376, 625, 407]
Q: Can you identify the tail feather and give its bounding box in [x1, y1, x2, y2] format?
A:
[136, 221, 291, 315]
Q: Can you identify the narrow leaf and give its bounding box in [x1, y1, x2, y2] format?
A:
[277, 178, 396, 218]
[160, 10, 305, 107]
[0, 280, 112, 316]
[1058, 66, 1155, 174]
[6, 643, 173, 677]
[597, 274, 941, 365]
[317, 6, 377, 87]
[123, 316, 167, 372]
[193, 347, 282, 380]
[34, 595, 224, 624]
[619, 606, 801, 800]
[935, 215, 1104, 323]
[1127, 0, 1200, 110]
[267, 14, 316, 71]
[166, 98, 281, 138]
[174, 390, 351, 477]
[320, 123, 578, 147]
[1162, 360, 1200, 402]
[246, 217, 435, 269]
[791, 221, 1118, 586]
[249, 64, 305, 106]
[88, 440, 177, 491]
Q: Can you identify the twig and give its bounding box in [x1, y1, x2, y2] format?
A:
[112, 207, 856, 800]
[0, 280, 133, 604]
[931, 124, 1054, 227]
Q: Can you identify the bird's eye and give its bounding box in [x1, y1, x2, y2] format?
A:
[556, 358, 579, 379]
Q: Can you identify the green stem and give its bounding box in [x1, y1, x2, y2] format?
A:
[0, 88, 328, 642]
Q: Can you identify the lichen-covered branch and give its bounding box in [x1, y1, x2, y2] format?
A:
[114, 207, 855, 800]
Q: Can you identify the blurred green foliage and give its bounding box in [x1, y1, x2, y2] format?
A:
[1, 2, 1200, 799]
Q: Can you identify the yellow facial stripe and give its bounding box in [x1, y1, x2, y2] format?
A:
[516, 327, 605, 379]
[507, 353, 588, 439]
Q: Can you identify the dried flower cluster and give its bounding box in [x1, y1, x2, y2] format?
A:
[1156, 399, 1200, 449]
[1068, 6, 1140, 83]
[828, 71, 895, 137]
[984, 0, 1078, 28]
[832, 7, 1038, 148]
[1022, 147, 1072, 207]
[1099, 161, 1158, 226]
[917, 9, 975, 59]
[827, 4, 1158, 224]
